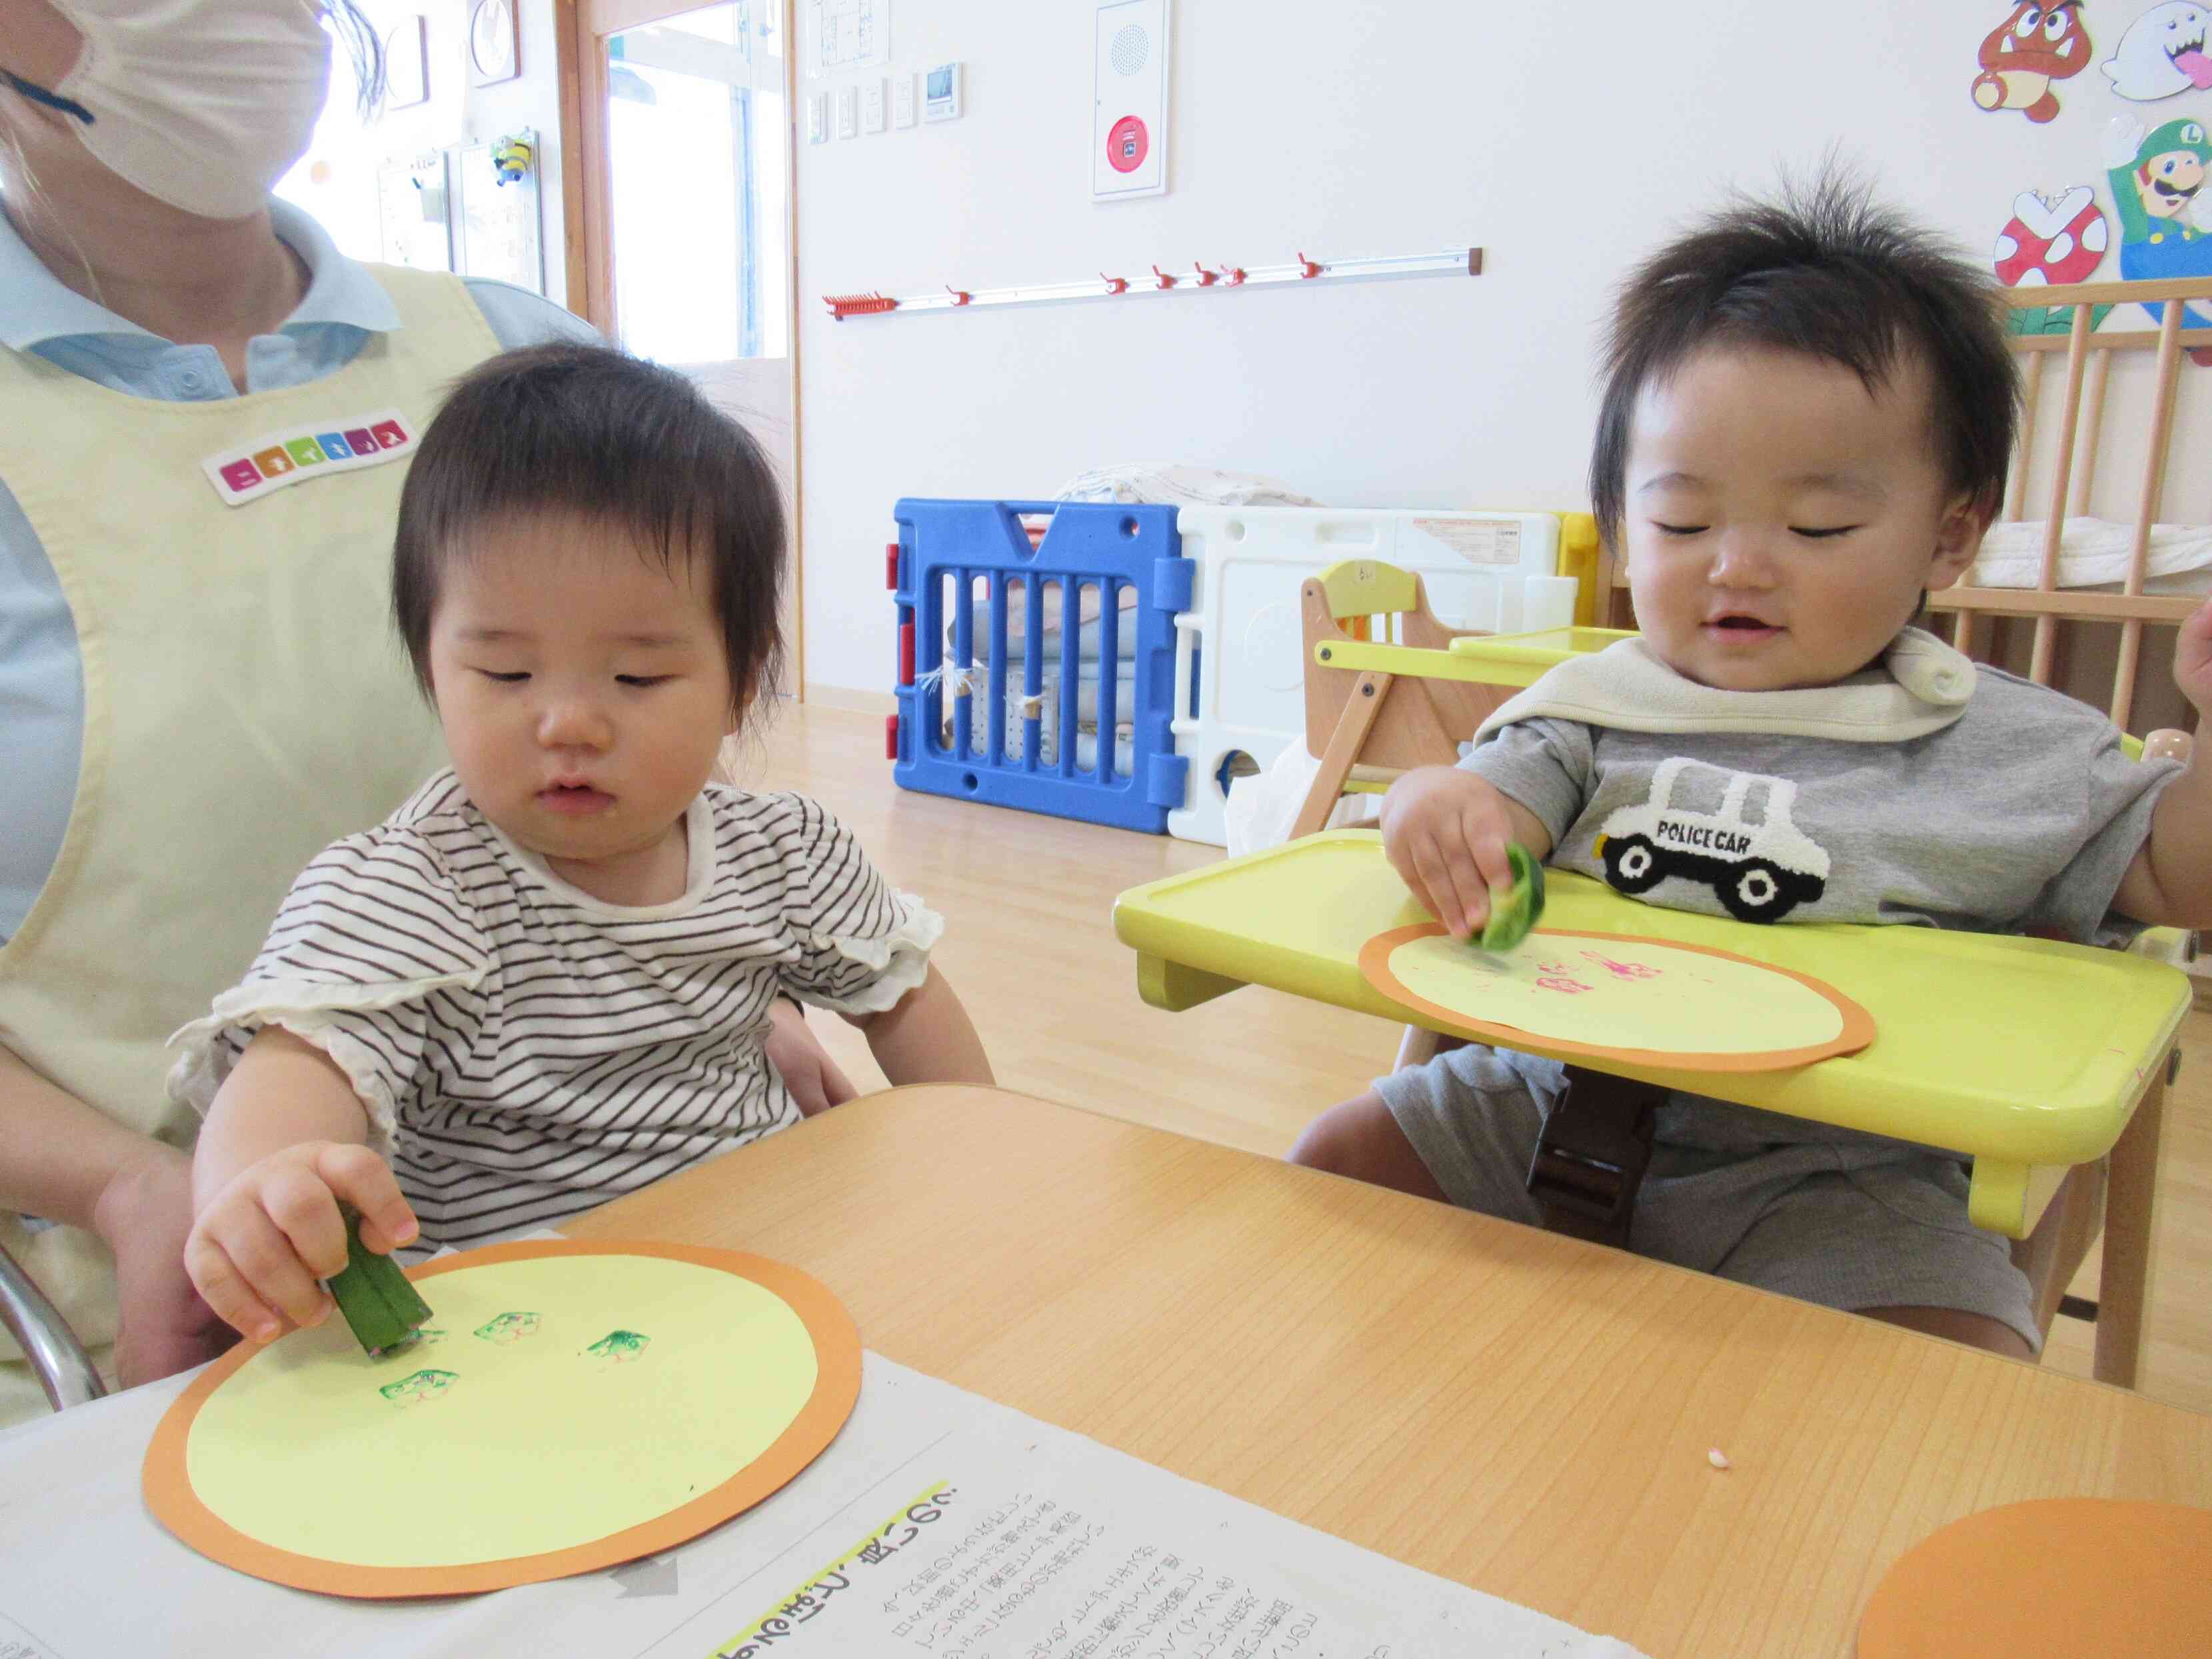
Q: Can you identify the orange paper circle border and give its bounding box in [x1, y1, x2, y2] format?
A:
[142, 1239, 862, 1599]
[1857, 1498, 2212, 1655]
[1360, 924, 1875, 1073]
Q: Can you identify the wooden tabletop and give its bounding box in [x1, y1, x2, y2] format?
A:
[568, 1084, 2212, 1658]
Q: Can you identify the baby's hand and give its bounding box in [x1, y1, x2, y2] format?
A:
[185, 1144, 418, 1344]
[2175, 596, 2212, 719]
[1379, 766, 1524, 940]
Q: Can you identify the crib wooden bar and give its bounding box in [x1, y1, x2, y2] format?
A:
[2027, 303, 2093, 684]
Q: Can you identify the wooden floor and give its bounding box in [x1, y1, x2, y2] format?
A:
[747, 702, 2212, 1417]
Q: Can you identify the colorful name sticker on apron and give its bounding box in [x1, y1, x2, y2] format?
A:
[200, 409, 418, 507]
[1360, 924, 1875, 1072]
[143, 1240, 861, 1598]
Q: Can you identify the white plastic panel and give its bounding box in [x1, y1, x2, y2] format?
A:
[1166, 507, 1569, 846]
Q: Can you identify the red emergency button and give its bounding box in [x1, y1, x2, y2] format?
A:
[1106, 116, 1148, 173]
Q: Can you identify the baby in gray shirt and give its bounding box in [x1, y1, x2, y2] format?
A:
[1290, 178, 2212, 1358]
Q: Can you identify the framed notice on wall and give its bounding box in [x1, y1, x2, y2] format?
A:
[469, 0, 521, 87]
[455, 131, 545, 294]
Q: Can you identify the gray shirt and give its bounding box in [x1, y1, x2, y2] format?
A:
[1462, 665, 2181, 1151]
[1468, 665, 2175, 942]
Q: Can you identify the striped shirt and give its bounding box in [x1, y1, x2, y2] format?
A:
[170, 771, 940, 1250]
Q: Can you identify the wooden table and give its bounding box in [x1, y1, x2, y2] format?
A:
[568, 1083, 2212, 1658]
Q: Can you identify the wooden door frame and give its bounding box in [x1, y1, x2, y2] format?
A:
[553, 0, 807, 699]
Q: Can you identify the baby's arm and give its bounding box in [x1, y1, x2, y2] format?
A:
[2115, 599, 2212, 926]
[187, 1028, 419, 1344]
[766, 996, 858, 1116]
[841, 965, 994, 1087]
[2115, 756, 2212, 926]
[1380, 767, 1556, 941]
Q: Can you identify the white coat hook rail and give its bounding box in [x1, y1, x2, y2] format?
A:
[822, 246, 1483, 321]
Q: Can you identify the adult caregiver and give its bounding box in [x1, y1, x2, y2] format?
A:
[0, 0, 843, 1425]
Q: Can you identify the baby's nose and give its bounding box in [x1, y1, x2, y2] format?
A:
[1707, 532, 1779, 585]
[539, 699, 612, 749]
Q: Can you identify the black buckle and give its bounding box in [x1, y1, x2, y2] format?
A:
[1527, 1067, 1659, 1246]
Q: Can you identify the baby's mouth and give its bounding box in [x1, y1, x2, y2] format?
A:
[538, 782, 614, 812]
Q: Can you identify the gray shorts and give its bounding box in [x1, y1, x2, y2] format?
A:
[1375, 1044, 2039, 1352]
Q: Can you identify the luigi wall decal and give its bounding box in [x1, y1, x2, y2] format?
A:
[2104, 113, 2212, 359]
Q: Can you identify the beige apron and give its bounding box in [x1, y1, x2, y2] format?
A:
[0, 267, 498, 1421]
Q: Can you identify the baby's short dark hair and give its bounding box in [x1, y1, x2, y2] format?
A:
[393, 342, 786, 712]
[1590, 173, 2018, 542]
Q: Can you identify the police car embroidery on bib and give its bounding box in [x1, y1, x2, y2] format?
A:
[1593, 757, 1830, 923]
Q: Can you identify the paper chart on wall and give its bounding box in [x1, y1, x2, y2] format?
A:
[377, 151, 454, 273]
[1362, 924, 1875, 1072]
[804, 0, 890, 77]
[142, 1240, 860, 1597]
[456, 132, 545, 295]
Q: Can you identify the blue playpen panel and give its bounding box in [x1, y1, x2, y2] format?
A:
[891, 499, 1191, 833]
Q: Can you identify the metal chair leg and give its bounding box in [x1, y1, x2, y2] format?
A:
[0, 1238, 106, 1412]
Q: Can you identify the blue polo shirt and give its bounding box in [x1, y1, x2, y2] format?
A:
[0, 201, 596, 940]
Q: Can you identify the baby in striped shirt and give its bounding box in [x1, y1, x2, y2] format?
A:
[174, 343, 992, 1348]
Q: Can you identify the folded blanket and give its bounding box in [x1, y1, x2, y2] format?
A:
[1054, 461, 1322, 509]
[1969, 517, 2212, 591]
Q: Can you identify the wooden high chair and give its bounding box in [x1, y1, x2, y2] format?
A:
[1559, 277, 2209, 1376]
[1290, 559, 1632, 840]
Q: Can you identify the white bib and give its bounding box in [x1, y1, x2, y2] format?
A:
[1475, 628, 1978, 745]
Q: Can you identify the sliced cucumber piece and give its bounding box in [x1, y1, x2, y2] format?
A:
[326, 1204, 432, 1356]
[1478, 842, 1546, 953]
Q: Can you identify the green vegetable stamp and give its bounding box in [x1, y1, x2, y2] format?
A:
[473, 1312, 543, 1344]
[1480, 842, 1546, 953]
[325, 1204, 432, 1358]
[584, 1330, 650, 1364]
[377, 1368, 458, 1407]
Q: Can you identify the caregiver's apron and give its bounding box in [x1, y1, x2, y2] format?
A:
[0, 266, 498, 1420]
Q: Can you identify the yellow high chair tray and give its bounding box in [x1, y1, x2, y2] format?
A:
[1444, 625, 1638, 686]
[1112, 831, 2189, 1239]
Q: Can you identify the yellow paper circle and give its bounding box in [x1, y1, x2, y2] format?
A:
[1363, 926, 1872, 1071]
[184, 1252, 819, 1570]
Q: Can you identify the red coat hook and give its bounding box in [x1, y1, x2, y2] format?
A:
[1100, 272, 1130, 295]
[1296, 251, 1323, 279]
[1190, 263, 1218, 288]
[823, 291, 898, 319]
[1151, 264, 1178, 290]
[944, 285, 972, 306]
[1220, 264, 1247, 286]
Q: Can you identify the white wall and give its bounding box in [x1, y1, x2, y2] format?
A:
[283, 0, 570, 307]
[794, 0, 2208, 697]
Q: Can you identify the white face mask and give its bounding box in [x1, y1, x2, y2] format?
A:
[41, 0, 331, 221]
